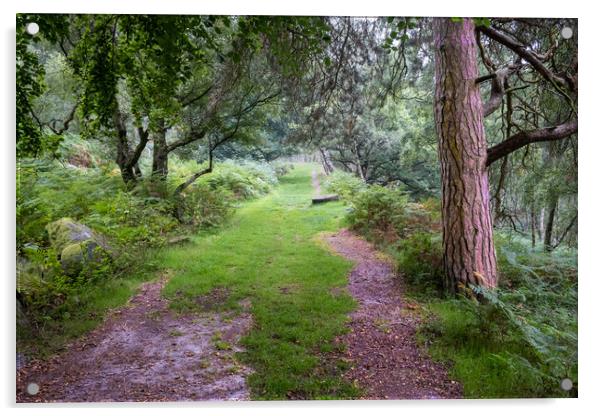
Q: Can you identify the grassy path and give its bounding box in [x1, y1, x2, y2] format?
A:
[158, 164, 359, 399]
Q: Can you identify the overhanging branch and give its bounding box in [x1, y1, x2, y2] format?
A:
[486, 119, 577, 166]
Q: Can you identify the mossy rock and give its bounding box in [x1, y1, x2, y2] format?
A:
[60, 240, 111, 277]
[46, 218, 96, 253]
[45, 218, 112, 277]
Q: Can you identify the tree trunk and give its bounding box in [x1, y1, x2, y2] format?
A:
[433, 17, 497, 291]
[543, 195, 558, 252]
[530, 205, 537, 248]
[539, 207, 545, 241]
[493, 155, 508, 223]
[113, 109, 138, 186]
[152, 121, 169, 181]
[319, 148, 334, 175]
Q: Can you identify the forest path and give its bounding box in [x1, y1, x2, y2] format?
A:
[311, 168, 322, 195]
[313, 173, 462, 399]
[17, 272, 252, 402]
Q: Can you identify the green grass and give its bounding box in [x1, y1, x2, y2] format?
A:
[417, 297, 573, 398]
[157, 164, 360, 399]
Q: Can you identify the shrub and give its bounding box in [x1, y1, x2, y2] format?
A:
[272, 161, 295, 177]
[171, 159, 277, 201]
[324, 170, 366, 202]
[177, 182, 235, 228]
[346, 185, 409, 243]
[395, 232, 444, 294]
[420, 236, 578, 398]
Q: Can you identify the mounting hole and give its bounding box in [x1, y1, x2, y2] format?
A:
[561, 27, 573, 39]
[560, 378, 573, 391]
[26, 382, 40, 395]
[26, 22, 39, 36]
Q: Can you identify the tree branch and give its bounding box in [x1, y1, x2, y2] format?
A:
[486, 119, 577, 166]
[478, 26, 573, 92]
[125, 126, 150, 168]
[480, 65, 520, 117]
[167, 128, 208, 153]
[552, 214, 577, 249]
[179, 84, 214, 108]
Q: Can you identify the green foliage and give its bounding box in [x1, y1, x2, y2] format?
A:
[395, 232, 444, 294]
[17, 159, 173, 251]
[176, 183, 235, 228]
[346, 185, 409, 243]
[324, 170, 366, 202]
[332, 168, 577, 398]
[271, 161, 295, 178]
[234, 16, 330, 76]
[16, 14, 69, 157]
[16, 155, 275, 327]
[170, 159, 279, 226]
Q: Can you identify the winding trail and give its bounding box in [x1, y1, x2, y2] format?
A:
[16, 274, 252, 402]
[317, 170, 462, 399]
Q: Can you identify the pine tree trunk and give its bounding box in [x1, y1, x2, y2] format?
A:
[433, 18, 498, 291]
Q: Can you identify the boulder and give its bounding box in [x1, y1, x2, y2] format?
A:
[60, 240, 111, 276]
[46, 218, 112, 276]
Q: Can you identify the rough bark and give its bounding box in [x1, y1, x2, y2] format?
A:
[433, 18, 497, 291]
[112, 108, 150, 186]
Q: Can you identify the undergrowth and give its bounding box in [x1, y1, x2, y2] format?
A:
[16, 157, 282, 357]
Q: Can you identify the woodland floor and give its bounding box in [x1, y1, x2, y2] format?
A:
[17, 164, 460, 402]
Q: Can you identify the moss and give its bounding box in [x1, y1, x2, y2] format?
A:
[46, 217, 94, 253]
[60, 240, 110, 277]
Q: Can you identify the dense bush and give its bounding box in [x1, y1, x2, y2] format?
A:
[345, 185, 409, 242]
[324, 170, 366, 202]
[176, 183, 235, 228]
[17, 159, 179, 252]
[271, 161, 295, 177]
[208, 161, 275, 199]
[395, 232, 444, 294]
